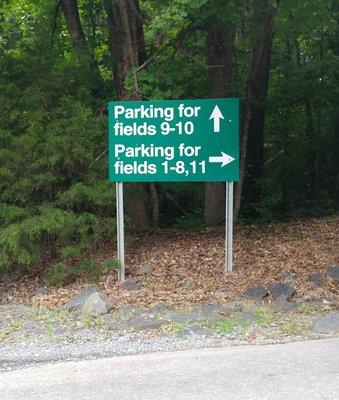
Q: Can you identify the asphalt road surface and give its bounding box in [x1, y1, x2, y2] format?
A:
[1, 338, 338, 400]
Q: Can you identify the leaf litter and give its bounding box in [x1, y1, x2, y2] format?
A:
[1, 217, 338, 310]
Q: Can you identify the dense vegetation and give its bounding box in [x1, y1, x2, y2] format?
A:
[0, 0, 337, 281]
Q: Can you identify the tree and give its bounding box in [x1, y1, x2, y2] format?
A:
[105, 0, 151, 230]
[204, 0, 235, 226]
[234, 0, 276, 221]
[60, 0, 100, 92]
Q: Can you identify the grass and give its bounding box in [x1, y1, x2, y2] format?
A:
[297, 303, 318, 314]
[252, 306, 276, 327]
[171, 322, 187, 335]
[80, 310, 103, 328]
[161, 321, 188, 335]
[215, 319, 238, 334]
[281, 321, 302, 335]
[41, 319, 55, 339]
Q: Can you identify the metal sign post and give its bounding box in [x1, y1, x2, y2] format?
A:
[108, 98, 239, 281]
[116, 182, 125, 282]
[225, 181, 233, 273]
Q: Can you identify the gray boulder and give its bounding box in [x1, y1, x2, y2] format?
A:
[1, 273, 18, 285]
[312, 313, 339, 333]
[81, 292, 112, 316]
[296, 298, 324, 309]
[275, 295, 297, 311]
[121, 278, 141, 291]
[268, 283, 296, 300]
[243, 286, 269, 299]
[125, 315, 165, 331]
[136, 264, 154, 276]
[281, 273, 295, 283]
[64, 287, 98, 311]
[308, 273, 324, 285]
[168, 311, 200, 324]
[35, 286, 47, 295]
[117, 305, 140, 315]
[151, 303, 174, 314]
[191, 304, 224, 322]
[236, 311, 261, 324]
[326, 266, 339, 282]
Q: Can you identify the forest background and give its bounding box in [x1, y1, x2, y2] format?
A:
[0, 0, 337, 283]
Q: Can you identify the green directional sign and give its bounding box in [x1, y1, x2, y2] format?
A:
[108, 98, 239, 182]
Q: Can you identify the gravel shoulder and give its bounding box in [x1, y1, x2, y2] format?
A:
[1, 299, 338, 371]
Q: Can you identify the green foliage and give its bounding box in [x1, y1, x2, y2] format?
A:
[60, 246, 81, 260]
[0, 203, 27, 226]
[43, 261, 78, 286]
[0, 0, 337, 282]
[43, 256, 117, 286]
[103, 259, 120, 271]
[216, 319, 238, 333]
[173, 213, 204, 230]
[0, 205, 105, 271]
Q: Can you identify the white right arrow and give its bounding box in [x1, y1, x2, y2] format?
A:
[209, 105, 224, 133]
[209, 152, 235, 167]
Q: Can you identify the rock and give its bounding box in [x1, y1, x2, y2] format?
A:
[193, 304, 221, 314]
[326, 266, 339, 282]
[0, 273, 18, 285]
[281, 273, 295, 283]
[34, 286, 47, 295]
[186, 326, 210, 335]
[312, 313, 339, 333]
[117, 305, 140, 315]
[121, 278, 141, 291]
[151, 303, 174, 314]
[125, 315, 165, 331]
[179, 277, 195, 288]
[135, 264, 154, 276]
[306, 298, 325, 307]
[168, 311, 200, 324]
[296, 298, 325, 309]
[100, 314, 117, 329]
[236, 311, 260, 324]
[243, 286, 269, 299]
[191, 304, 223, 322]
[64, 287, 98, 311]
[275, 295, 297, 311]
[81, 292, 112, 316]
[268, 283, 296, 300]
[0, 287, 8, 295]
[308, 273, 324, 285]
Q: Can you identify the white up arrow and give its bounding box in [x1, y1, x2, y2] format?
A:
[209, 152, 235, 167]
[209, 105, 224, 133]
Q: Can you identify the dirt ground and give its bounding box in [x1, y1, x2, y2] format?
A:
[1, 217, 338, 309]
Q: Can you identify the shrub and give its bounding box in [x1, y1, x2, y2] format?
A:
[0, 205, 115, 274]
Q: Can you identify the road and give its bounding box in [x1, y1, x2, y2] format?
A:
[1, 338, 338, 400]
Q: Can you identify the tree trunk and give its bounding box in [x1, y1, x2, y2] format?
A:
[234, 1, 276, 222]
[105, 0, 150, 230]
[329, 0, 339, 201]
[204, 3, 235, 226]
[293, 38, 318, 199]
[60, 0, 100, 94]
[60, 0, 87, 51]
[149, 183, 160, 227]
